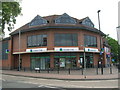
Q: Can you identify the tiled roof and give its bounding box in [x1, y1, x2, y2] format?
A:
[10, 14, 105, 36]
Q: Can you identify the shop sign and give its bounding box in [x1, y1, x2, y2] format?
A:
[6, 49, 10, 53]
[26, 48, 47, 52]
[85, 48, 99, 52]
[54, 47, 79, 51]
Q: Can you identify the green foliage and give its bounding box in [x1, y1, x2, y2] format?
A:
[2, 2, 21, 33]
[106, 35, 119, 62]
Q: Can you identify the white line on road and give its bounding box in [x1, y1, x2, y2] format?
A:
[105, 80, 118, 82]
[38, 85, 57, 88]
[0, 78, 6, 81]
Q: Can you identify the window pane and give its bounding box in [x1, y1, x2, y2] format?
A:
[54, 33, 78, 46]
[32, 35, 37, 46]
[54, 34, 60, 46]
[28, 36, 32, 47]
[84, 35, 97, 47]
[72, 34, 78, 46]
[27, 34, 47, 47]
[42, 35, 47, 46]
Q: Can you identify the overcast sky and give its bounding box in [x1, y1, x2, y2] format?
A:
[5, 0, 119, 40]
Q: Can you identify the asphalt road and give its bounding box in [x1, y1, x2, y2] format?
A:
[1, 74, 119, 89]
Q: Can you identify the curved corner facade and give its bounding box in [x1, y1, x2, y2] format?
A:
[0, 13, 111, 70]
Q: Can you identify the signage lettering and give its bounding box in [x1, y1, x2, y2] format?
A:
[85, 48, 99, 52]
[26, 48, 47, 52]
[54, 47, 79, 51]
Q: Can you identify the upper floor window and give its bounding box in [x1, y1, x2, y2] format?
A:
[81, 17, 94, 27]
[54, 33, 78, 46]
[29, 15, 47, 26]
[84, 35, 97, 47]
[55, 13, 76, 24]
[27, 34, 47, 47]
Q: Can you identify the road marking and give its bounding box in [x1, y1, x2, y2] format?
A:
[105, 80, 118, 82]
[19, 81, 39, 85]
[28, 78, 36, 80]
[0, 78, 6, 81]
[38, 85, 44, 87]
[38, 85, 57, 88]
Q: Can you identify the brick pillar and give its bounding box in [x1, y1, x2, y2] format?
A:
[103, 53, 105, 66]
[50, 53, 54, 69]
[93, 54, 99, 67]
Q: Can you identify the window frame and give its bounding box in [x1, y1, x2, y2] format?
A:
[27, 34, 47, 47]
[84, 34, 97, 47]
[54, 33, 78, 46]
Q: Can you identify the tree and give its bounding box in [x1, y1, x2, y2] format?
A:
[1, 2, 21, 34]
[106, 35, 119, 62]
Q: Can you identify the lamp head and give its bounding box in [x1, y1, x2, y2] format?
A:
[97, 10, 101, 13]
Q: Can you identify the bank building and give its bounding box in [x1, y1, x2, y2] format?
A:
[0, 13, 111, 70]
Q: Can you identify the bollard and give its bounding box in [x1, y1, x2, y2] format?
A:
[96, 65, 98, 75]
[81, 68, 83, 75]
[39, 69, 40, 73]
[110, 64, 112, 74]
[57, 67, 59, 74]
[101, 65, 103, 75]
[48, 68, 50, 73]
[68, 68, 70, 75]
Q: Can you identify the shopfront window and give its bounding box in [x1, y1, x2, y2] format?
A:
[79, 53, 93, 68]
[85, 53, 93, 68]
[54, 53, 77, 69]
[54, 33, 78, 46]
[30, 54, 50, 70]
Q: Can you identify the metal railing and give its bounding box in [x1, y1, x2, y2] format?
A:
[20, 65, 119, 75]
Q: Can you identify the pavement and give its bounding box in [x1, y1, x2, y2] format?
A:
[1, 66, 120, 80]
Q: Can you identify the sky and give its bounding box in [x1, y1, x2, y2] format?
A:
[5, 0, 119, 40]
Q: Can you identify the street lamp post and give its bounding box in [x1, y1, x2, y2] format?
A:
[97, 10, 103, 75]
[83, 48, 86, 78]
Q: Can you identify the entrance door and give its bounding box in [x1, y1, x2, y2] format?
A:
[86, 56, 90, 68]
[86, 56, 93, 68]
[66, 58, 71, 69]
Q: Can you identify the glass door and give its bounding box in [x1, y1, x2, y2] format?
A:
[35, 58, 40, 68]
[86, 56, 93, 68]
[31, 58, 36, 69]
[71, 58, 77, 69]
[40, 58, 45, 70]
[59, 58, 65, 68]
[66, 58, 71, 69]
